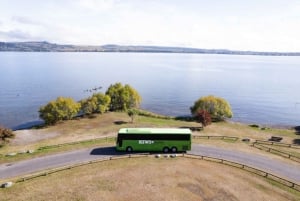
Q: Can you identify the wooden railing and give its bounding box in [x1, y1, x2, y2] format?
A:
[192, 135, 239, 141]
[252, 142, 300, 163]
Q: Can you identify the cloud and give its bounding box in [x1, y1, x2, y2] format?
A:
[11, 16, 42, 26]
[0, 29, 40, 41]
[76, 0, 117, 12]
[0, 1, 299, 51]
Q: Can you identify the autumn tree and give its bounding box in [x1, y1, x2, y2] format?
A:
[105, 83, 141, 111]
[0, 126, 15, 143]
[80, 93, 111, 115]
[80, 96, 97, 115]
[39, 97, 80, 125]
[195, 110, 212, 127]
[190, 95, 233, 121]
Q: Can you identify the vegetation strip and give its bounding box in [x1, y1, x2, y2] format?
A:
[2, 152, 299, 192]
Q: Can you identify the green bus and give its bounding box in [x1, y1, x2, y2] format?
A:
[116, 128, 192, 153]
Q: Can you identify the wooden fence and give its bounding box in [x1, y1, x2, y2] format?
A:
[193, 135, 239, 141]
[253, 140, 300, 162]
[254, 140, 300, 149]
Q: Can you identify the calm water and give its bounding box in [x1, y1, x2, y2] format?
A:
[0, 52, 300, 129]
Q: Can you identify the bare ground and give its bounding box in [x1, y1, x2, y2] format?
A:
[1, 157, 298, 201]
[12, 130, 60, 146]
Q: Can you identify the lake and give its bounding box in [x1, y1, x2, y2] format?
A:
[0, 52, 299, 129]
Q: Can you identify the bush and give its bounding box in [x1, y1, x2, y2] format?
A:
[0, 126, 15, 143]
[39, 97, 80, 125]
[80, 93, 111, 115]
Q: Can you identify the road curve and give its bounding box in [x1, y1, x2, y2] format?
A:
[190, 144, 300, 183]
[0, 144, 300, 183]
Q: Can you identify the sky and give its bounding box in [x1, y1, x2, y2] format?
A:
[0, 0, 300, 52]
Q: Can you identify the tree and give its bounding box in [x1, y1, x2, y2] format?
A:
[92, 93, 111, 113]
[105, 83, 141, 111]
[0, 126, 15, 143]
[190, 95, 233, 121]
[39, 97, 80, 125]
[195, 110, 211, 127]
[80, 96, 97, 115]
[80, 93, 111, 115]
[127, 108, 139, 123]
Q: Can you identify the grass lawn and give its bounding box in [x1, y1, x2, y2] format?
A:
[1, 157, 299, 201]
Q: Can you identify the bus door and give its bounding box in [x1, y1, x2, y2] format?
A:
[117, 136, 123, 147]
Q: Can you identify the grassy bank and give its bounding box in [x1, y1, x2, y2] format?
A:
[0, 112, 299, 163]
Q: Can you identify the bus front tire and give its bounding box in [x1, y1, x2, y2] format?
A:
[171, 147, 177, 153]
[163, 147, 169, 153]
[126, 146, 133, 152]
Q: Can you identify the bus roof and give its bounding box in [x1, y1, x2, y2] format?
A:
[118, 128, 191, 134]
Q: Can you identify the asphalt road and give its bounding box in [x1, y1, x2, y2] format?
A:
[1, 144, 300, 183]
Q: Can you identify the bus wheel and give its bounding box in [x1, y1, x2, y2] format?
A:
[126, 146, 133, 152]
[171, 147, 177, 153]
[163, 147, 169, 153]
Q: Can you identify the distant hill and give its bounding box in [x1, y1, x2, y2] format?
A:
[1, 41, 300, 56]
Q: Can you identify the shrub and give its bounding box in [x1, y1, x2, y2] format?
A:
[80, 93, 111, 115]
[39, 97, 80, 125]
[0, 126, 15, 143]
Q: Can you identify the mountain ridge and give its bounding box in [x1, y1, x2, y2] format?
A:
[0, 41, 299, 56]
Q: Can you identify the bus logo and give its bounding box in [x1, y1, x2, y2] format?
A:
[139, 140, 154, 144]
